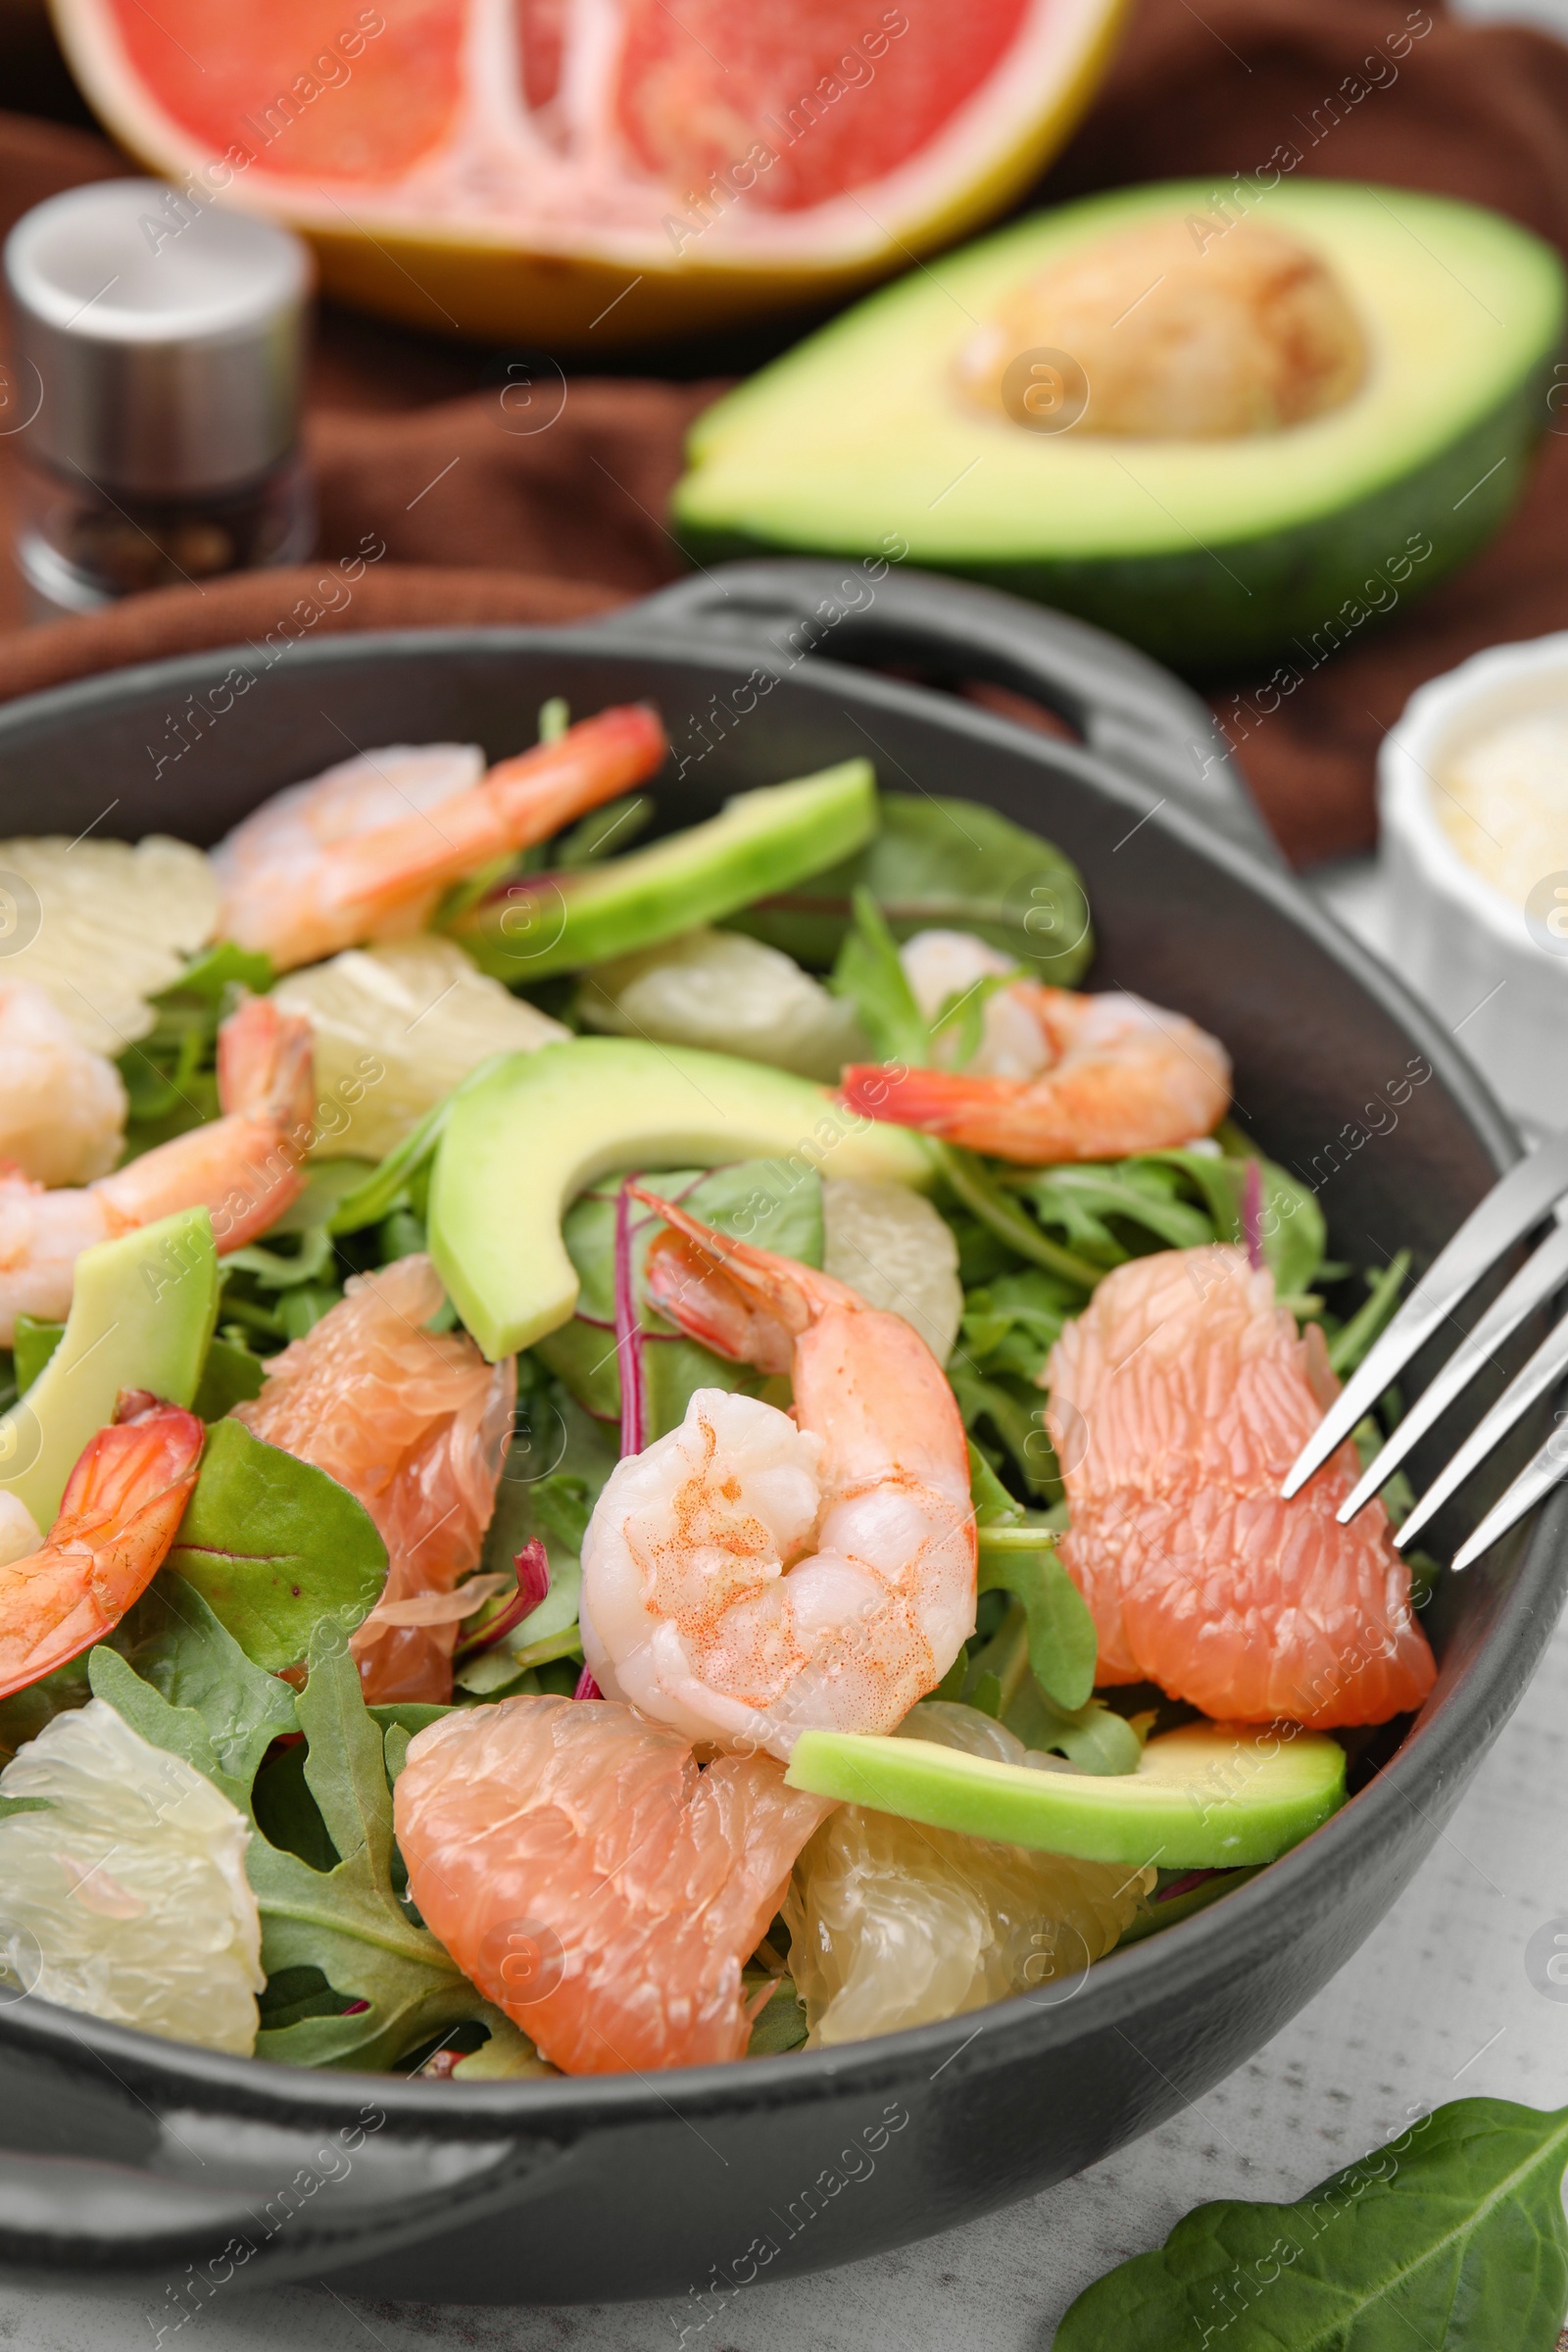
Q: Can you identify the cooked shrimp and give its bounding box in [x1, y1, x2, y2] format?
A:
[0, 1390, 204, 1702]
[578, 1192, 975, 1762]
[0, 981, 127, 1187]
[841, 981, 1231, 1162]
[0, 995, 314, 1343]
[236, 1255, 514, 1703]
[212, 706, 667, 972]
[1046, 1246, 1436, 1727]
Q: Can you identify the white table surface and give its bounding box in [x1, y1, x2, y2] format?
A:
[7, 858, 1566, 2352]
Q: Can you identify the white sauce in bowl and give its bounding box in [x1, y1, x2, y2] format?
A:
[1436, 706, 1568, 906]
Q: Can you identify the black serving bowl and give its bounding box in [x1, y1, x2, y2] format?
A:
[0, 564, 1557, 2308]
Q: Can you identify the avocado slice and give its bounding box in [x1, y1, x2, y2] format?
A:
[0, 1208, 220, 1527]
[427, 1038, 933, 1359]
[449, 760, 876, 980]
[785, 1717, 1347, 1868]
[675, 181, 1566, 671]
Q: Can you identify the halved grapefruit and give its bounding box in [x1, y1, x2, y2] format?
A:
[50, 0, 1129, 346]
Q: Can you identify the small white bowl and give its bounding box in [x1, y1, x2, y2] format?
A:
[1379, 629, 1568, 1129]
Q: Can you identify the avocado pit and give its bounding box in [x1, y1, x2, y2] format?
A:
[956, 214, 1367, 438]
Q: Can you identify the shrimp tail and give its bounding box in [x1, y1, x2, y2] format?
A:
[95, 997, 316, 1249]
[217, 993, 315, 1132]
[0, 1391, 204, 1701]
[478, 705, 666, 846]
[839, 1062, 1034, 1149]
[630, 1186, 859, 1353]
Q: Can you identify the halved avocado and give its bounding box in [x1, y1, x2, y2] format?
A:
[675, 180, 1566, 671]
[785, 1717, 1347, 1868]
[449, 760, 876, 980]
[0, 1208, 220, 1527]
[427, 1038, 933, 1359]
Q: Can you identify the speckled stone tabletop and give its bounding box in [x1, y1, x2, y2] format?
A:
[5, 859, 1566, 2352]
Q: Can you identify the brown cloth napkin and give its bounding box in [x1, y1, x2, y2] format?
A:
[4, 0, 1568, 866]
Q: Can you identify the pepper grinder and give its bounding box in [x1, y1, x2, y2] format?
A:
[4, 180, 316, 619]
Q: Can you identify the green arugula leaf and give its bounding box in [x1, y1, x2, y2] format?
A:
[116, 943, 275, 1157]
[163, 1419, 387, 1673]
[1052, 2098, 1568, 2352]
[91, 1602, 480, 2070]
[967, 1441, 1097, 1710]
[1330, 1253, 1412, 1378]
[977, 1540, 1097, 1711]
[109, 1581, 298, 1792]
[964, 1593, 1141, 1774]
[968, 1439, 1022, 1526]
[943, 1149, 1102, 1290]
[828, 886, 931, 1065]
[731, 791, 1094, 986]
[249, 1627, 474, 2070]
[220, 1225, 337, 1291]
[958, 1269, 1080, 1387]
[1007, 1677, 1146, 1775]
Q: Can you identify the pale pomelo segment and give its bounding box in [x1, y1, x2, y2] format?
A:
[395, 1692, 831, 2075]
[1045, 1247, 1437, 1730]
[53, 0, 1130, 346]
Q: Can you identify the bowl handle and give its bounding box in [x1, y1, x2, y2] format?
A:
[0, 2034, 558, 2294]
[612, 560, 1281, 865]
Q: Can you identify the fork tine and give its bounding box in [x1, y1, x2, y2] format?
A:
[1395, 1311, 1568, 1549]
[1449, 1417, 1568, 1571]
[1282, 1130, 1568, 1499]
[1335, 1218, 1568, 1525]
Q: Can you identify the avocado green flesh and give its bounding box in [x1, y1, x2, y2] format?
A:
[0, 1209, 220, 1527]
[451, 760, 876, 980]
[785, 1718, 1348, 1868]
[427, 1038, 933, 1360]
[675, 180, 1566, 672]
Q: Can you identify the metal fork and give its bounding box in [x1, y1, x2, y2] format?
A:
[1282, 1130, 1568, 1570]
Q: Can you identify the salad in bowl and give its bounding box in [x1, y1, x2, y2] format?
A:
[0, 696, 1435, 2084]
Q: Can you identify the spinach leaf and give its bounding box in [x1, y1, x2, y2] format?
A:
[191, 1332, 267, 1420]
[829, 886, 931, 1065]
[1053, 2098, 1568, 2352]
[533, 1158, 823, 1439]
[162, 1419, 387, 1673]
[730, 791, 1094, 986]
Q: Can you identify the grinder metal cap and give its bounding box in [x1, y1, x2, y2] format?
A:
[4, 180, 313, 498]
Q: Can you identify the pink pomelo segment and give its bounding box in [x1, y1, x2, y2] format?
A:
[395, 1694, 830, 2075]
[1045, 1246, 1436, 1729]
[236, 1255, 512, 1703]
